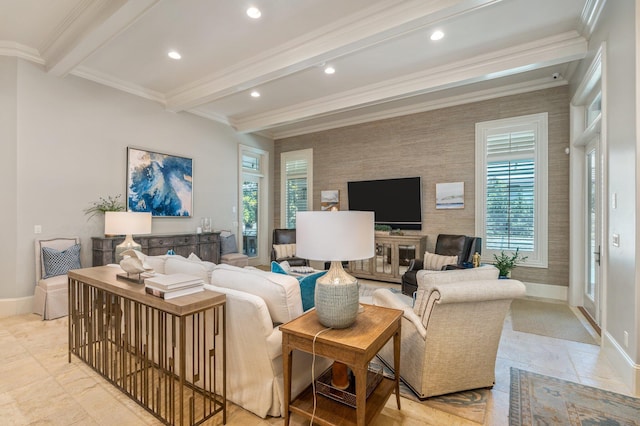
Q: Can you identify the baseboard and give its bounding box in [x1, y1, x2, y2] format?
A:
[0, 296, 34, 318]
[602, 331, 640, 396]
[521, 281, 568, 301]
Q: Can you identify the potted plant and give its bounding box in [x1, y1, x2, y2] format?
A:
[374, 224, 392, 235]
[493, 248, 527, 278]
[84, 194, 125, 220]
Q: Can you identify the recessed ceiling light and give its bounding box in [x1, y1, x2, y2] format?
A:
[324, 66, 336, 75]
[168, 50, 181, 60]
[246, 7, 261, 19]
[430, 30, 444, 41]
[250, 90, 261, 98]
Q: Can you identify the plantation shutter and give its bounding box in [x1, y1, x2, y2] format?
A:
[284, 158, 308, 228]
[485, 130, 535, 251]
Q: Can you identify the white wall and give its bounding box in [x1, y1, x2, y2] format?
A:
[1, 58, 273, 305]
[571, 0, 639, 390]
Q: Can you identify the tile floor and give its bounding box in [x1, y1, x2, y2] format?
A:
[0, 288, 631, 425]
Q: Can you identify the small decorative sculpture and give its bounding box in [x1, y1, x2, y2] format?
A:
[119, 249, 154, 275]
[472, 252, 481, 268]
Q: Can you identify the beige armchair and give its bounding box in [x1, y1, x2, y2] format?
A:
[373, 265, 525, 398]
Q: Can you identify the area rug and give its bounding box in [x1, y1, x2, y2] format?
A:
[509, 367, 640, 425]
[377, 358, 489, 424]
[510, 299, 597, 344]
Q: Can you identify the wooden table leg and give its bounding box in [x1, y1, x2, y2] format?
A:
[283, 339, 293, 426]
[394, 326, 401, 410]
[354, 364, 367, 426]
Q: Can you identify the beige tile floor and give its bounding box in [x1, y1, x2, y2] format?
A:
[0, 292, 631, 426]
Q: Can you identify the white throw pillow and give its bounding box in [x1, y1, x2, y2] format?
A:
[423, 251, 458, 271]
[165, 256, 215, 283]
[273, 243, 296, 259]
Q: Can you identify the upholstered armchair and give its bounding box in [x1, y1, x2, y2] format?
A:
[401, 234, 482, 296]
[374, 266, 525, 398]
[33, 237, 81, 320]
[271, 229, 309, 267]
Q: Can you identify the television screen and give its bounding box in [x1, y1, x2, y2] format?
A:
[347, 177, 422, 230]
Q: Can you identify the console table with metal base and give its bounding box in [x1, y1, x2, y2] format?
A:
[281, 304, 402, 426]
[68, 266, 226, 425]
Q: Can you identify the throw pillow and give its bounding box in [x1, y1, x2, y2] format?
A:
[42, 244, 81, 279]
[270, 260, 291, 275]
[273, 243, 296, 259]
[422, 251, 458, 271]
[220, 234, 238, 255]
[298, 271, 327, 311]
[188, 252, 202, 262]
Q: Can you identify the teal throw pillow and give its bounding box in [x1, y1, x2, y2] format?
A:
[42, 244, 81, 279]
[298, 271, 326, 311]
[271, 261, 288, 275]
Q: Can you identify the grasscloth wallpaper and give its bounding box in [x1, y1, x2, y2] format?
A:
[275, 87, 569, 287]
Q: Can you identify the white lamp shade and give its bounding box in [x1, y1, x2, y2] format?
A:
[296, 211, 374, 261]
[104, 212, 152, 235]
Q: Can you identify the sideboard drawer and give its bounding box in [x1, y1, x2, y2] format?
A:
[148, 237, 175, 248]
[174, 235, 197, 245]
[198, 233, 218, 243]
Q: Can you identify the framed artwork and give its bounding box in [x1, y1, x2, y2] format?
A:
[321, 190, 340, 211]
[436, 182, 464, 209]
[127, 147, 193, 217]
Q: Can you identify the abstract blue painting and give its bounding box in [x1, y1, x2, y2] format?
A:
[127, 147, 192, 217]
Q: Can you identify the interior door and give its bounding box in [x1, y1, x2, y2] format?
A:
[583, 137, 601, 325]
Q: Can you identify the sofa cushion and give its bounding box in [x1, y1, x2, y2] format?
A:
[271, 261, 325, 311]
[211, 264, 303, 324]
[42, 244, 81, 278]
[422, 251, 458, 271]
[413, 265, 499, 316]
[273, 243, 296, 259]
[164, 256, 216, 283]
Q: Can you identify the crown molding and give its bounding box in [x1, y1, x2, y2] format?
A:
[71, 66, 165, 103]
[42, 0, 159, 77]
[165, 0, 501, 111]
[579, 0, 607, 37]
[232, 31, 586, 133]
[271, 78, 567, 139]
[187, 108, 231, 126]
[0, 41, 44, 64]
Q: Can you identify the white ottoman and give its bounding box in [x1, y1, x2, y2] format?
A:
[220, 252, 249, 267]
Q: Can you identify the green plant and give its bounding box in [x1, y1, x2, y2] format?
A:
[374, 224, 391, 232]
[493, 248, 528, 277]
[84, 194, 125, 219]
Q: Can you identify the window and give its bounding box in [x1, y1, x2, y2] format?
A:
[475, 113, 548, 268]
[280, 149, 313, 228]
[239, 146, 268, 260]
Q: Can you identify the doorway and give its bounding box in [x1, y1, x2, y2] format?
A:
[583, 137, 601, 328]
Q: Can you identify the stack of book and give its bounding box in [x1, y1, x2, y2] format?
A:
[144, 273, 204, 300]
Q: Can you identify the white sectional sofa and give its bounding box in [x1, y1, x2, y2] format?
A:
[136, 254, 332, 418]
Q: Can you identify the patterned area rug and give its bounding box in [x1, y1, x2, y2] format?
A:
[378, 358, 489, 424]
[509, 368, 640, 425]
[510, 299, 597, 345]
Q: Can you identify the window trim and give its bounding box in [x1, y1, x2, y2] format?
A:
[280, 148, 313, 228]
[475, 113, 548, 268]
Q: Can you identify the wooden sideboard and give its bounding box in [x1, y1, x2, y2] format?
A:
[92, 232, 220, 266]
[349, 234, 427, 283]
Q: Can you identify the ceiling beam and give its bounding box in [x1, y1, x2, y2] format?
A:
[165, 0, 502, 112]
[42, 0, 160, 77]
[231, 31, 587, 133]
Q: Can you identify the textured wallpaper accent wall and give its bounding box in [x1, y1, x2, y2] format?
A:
[275, 87, 569, 287]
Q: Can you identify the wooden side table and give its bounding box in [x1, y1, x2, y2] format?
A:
[281, 304, 402, 426]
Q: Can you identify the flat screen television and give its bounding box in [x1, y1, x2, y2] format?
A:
[347, 177, 422, 230]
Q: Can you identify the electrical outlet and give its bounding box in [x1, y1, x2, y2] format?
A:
[34, 225, 42, 234]
[624, 331, 629, 347]
[612, 234, 620, 247]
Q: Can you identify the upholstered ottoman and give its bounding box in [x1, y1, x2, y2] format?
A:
[220, 252, 249, 267]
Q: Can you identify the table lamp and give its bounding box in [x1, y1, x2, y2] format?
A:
[104, 211, 152, 263]
[296, 210, 374, 390]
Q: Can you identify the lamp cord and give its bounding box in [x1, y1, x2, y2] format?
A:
[310, 326, 332, 425]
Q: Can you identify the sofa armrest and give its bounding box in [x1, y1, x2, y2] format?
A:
[373, 289, 426, 339]
[431, 279, 526, 304]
